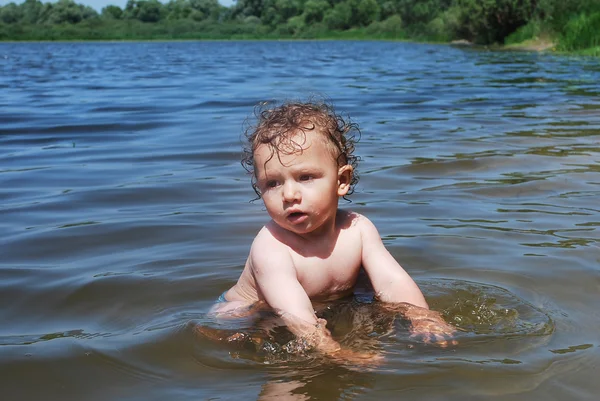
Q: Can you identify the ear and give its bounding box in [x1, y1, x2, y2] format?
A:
[337, 165, 353, 196]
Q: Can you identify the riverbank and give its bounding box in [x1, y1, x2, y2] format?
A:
[452, 36, 600, 57]
[504, 38, 556, 52]
[1, 29, 598, 57]
[505, 38, 600, 56]
[2, 0, 598, 56]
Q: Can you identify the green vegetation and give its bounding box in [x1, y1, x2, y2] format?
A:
[0, 0, 599, 54]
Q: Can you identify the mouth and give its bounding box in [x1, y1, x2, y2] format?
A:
[286, 211, 308, 224]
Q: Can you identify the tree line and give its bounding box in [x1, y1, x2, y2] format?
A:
[1, 0, 599, 52]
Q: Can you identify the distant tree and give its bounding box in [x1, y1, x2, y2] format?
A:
[328, 0, 379, 27]
[52, 1, 84, 24]
[453, 0, 537, 43]
[302, 0, 330, 24]
[190, 0, 222, 20]
[165, 0, 192, 20]
[260, 0, 302, 27]
[124, 0, 164, 22]
[21, 0, 44, 24]
[243, 14, 261, 24]
[366, 13, 403, 36]
[323, 1, 352, 30]
[37, 2, 54, 23]
[124, 0, 138, 18]
[354, 0, 380, 26]
[261, 2, 280, 26]
[396, 0, 451, 28]
[232, 0, 264, 19]
[102, 5, 124, 20]
[378, 0, 400, 21]
[42, 0, 98, 24]
[0, 2, 24, 24]
[286, 14, 306, 34]
[261, 0, 302, 27]
[276, 0, 301, 21]
[138, 0, 163, 22]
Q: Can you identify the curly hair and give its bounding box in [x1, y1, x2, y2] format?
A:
[242, 100, 360, 200]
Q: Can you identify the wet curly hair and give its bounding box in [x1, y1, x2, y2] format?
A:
[242, 100, 360, 199]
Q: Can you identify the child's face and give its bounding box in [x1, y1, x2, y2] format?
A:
[254, 129, 352, 237]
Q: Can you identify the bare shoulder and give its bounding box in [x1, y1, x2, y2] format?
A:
[337, 209, 365, 229]
[249, 224, 294, 274]
[342, 212, 386, 252]
[251, 225, 284, 254]
[338, 210, 379, 236]
[251, 224, 277, 245]
[251, 222, 294, 251]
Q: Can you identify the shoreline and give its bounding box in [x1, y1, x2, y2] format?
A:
[503, 38, 555, 52]
[1, 36, 598, 56]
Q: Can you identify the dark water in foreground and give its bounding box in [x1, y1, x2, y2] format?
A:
[1, 41, 599, 400]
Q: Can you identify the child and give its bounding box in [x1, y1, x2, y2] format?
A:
[208, 100, 456, 363]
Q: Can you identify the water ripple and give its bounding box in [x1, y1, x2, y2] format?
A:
[1, 41, 599, 401]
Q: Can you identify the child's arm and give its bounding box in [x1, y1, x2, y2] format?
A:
[358, 215, 456, 345]
[358, 215, 428, 307]
[249, 231, 380, 363]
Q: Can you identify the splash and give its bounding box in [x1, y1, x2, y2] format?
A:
[194, 279, 554, 364]
[423, 279, 554, 337]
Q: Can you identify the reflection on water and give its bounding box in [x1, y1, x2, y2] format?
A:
[0, 41, 599, 400]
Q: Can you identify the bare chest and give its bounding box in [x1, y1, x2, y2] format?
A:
[291, 243, 362, 298]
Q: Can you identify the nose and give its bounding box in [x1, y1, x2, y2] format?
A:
[282, 180, 300, 202]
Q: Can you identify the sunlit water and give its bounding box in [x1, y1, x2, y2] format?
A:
[1, 41, 599, 400]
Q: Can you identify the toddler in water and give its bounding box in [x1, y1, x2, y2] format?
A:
[207, 100, 455, 362]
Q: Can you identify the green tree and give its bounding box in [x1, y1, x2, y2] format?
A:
[42, 0, 97, 24]
[261, 0, 301, 27]
[354, 0, 380, 26]
[323, 1, 352, 30]
[190, 0, 222, 20]
[366, 13, 404, 37]
[453, 0, 537, 43]
[138, 0, 163, 22]
[232, 0, 265, 19]
[102, 5, 124, 20]
[124, 0, 165, 22]
[0, 2, 24, 24]
[285, 13, 305, 34]
[21, 0, 44, 24]
[165, 0, 192, 20]
[378, 0, 400, 20]
[302, 0, 329, 24]
[124, 0, 139, 18]
[396, 0, 451, 28]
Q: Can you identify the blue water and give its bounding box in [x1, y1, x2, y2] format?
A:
[1, 41, 599, 400]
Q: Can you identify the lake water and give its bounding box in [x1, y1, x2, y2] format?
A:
[1, 41, 599, 400]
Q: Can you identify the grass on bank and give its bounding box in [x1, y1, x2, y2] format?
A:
[559, 11, 600, 52]
[503, 10, 600, 55]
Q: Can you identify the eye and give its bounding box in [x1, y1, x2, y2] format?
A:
[266, 180, 278, 188]
[299, 174, 312, 181]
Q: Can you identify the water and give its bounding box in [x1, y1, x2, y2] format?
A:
[0, 41, 598, 400]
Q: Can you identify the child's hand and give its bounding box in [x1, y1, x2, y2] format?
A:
[288, 317, 383, 368]
[379, 302, 458, 347]
[406, 307, 458, 348]
[329, 348, 384, 369]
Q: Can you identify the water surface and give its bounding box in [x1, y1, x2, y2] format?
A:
[1, 41, 599, 400]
